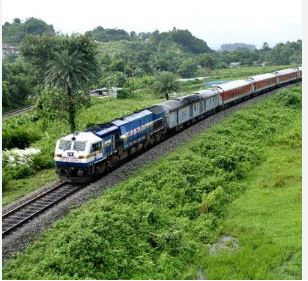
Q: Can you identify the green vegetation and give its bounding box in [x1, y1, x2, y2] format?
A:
[3, 169, 57, 206]
[20, 34, 99, 86]
[202, 113, 301, 279]
[221, 43, 256, 51]
[3, 86, 301, 279]
[44, 49, 96, 132]
[2, 57, 36, 112]
[152, 72, 180, 100]
[2, 17, 55, 45]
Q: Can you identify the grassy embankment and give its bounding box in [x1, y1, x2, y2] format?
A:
[2, 65, 292, 206]
[3, 85, 301, 279]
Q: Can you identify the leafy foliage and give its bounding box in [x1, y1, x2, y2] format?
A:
[85, 26, 131, 42]
[152, 72, 180, 100]
[2, 86, 302, 280]
[274, 87, 302, 109]
[44, 49, 96, 132]
[20, 34, 99, 85]
[220, 43, 256, 51]
[2, 118, 42, 150]
[2, 58, 35, 112]
[2, 17, 55, 44]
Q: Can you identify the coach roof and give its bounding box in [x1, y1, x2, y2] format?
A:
[249, 73, 276, 82]
[212, 79, 251, 91]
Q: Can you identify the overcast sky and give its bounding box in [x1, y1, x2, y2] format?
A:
[1, 0, 302, 49]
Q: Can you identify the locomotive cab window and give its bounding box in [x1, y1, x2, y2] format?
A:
[73, 141, 86, 151]
[91, 142, 102, 152]
[59, 140, 72, 151]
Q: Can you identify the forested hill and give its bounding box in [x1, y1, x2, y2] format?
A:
[87, 27, 212, 54]
[220, 43, 256, 51]
[3, 18, 211, 55]
[2, 18, 55, 45]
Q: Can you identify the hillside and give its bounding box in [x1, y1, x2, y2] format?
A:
[3, 86, 302, 279]
[2, 17, 55, 45]
[88, 27, 212, 55]
[220, 43, 256, 52]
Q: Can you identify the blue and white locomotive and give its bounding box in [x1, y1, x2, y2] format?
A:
[54, 67, 302, 182]
[55, 107, 165, 182]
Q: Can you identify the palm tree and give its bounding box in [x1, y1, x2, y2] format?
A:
[45, 49, 92, 132]
[152, 72, 180, 100]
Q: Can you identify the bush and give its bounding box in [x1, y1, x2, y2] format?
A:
[32, 152, 55, 170]
[275, 88, 301, 109]
[4, 165, 35, 180]
[2, 170, 12, 191]
[2, 124, 42, 150]
[117, 88, 133, 99]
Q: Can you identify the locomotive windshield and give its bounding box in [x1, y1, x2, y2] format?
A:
[58, 140, 72, 150]
[73, 141, 86, 151]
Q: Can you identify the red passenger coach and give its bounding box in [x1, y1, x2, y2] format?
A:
[249, 73, 277, 93]
[214, 80, 253, 105]
[274, 69, 299, 85]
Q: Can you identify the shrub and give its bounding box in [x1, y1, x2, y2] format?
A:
[117, 88, 133, 99]
[2, 147, 41, 180]
[2, 125, 42, 150]
[4, 165, 35, 180]
[275, 88, 302, 109]
[2, 170, 12, 191]
[32, 153, 55, 169]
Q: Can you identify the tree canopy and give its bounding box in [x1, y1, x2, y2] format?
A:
[44, 49, 95, 132]
[20, 34, 99, 86]
[2, 17, 55, 45]
[152, 72, 180, 100]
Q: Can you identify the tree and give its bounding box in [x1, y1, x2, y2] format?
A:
[44, 49, 94, 132]
[262, 42, 270, 50]
[152, 72, 180, 100]
[178, 58, 197, 78]
[197, 54, 215, 75]
[21, 34, 99, 85]
[2, 58, 35, 112]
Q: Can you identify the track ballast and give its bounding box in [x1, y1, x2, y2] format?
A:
[2, 182, 84, 237]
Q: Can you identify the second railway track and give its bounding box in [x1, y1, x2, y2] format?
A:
[2, 182, 84, 237]
[3, 105, 35, 119]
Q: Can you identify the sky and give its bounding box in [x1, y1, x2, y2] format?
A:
[1, 0, 302, 49]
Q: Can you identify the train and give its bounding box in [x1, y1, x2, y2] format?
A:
[54, 67, 302, 182]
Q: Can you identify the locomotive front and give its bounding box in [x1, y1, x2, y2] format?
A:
[54, 132, 103, 182]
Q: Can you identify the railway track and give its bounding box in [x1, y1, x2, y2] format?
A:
[3, 105, 35, 119]
[2, 182, 84, 237]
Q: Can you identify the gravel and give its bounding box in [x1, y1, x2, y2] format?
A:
[1, 88, 290, 263]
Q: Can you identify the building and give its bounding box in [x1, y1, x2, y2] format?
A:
[229, 62, 241, 68]
[2, 44, 19, 57]
[90, 87, 122, 98]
